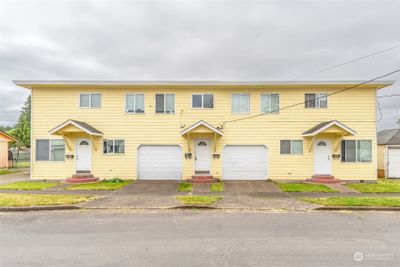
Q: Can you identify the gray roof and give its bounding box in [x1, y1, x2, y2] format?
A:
[70, 120, 103, 135]
[378, 128, 400, 145]
[302, 120, 356, 136]
[303, 121, 335, 135]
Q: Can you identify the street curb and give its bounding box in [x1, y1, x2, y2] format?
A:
[314, 206, 400, 211]
[0, 205, 80, 212]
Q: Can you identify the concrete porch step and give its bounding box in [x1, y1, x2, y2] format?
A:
[187, 175, 218, 184]
[66, 173, 99, 183]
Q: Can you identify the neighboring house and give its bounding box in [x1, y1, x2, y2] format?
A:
[377, 128, 400, 178]
[15, 80, 393, 181]
[0, 131, 16, 169]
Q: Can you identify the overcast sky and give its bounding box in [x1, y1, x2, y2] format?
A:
[0, 0, 399, 130]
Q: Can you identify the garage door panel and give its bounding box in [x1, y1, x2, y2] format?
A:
[223, 145, 268, 180]
[138, 146, 182, 180]
[388, 148, 400, 178]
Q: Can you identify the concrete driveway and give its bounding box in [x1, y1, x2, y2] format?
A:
[0, 169, 29, 185]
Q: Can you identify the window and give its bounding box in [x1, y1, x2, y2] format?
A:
[126, 94, 145, 113]
[103, 139, 125, 154]
[261, 94, 279, 114]
[36, 139, 65, 161]
[192, 94, 214, 108]
[155, 94, 175, 114]
[232, 94, 250, 113]
[305, 93, 327, 108]
[280, 140, 303, 155]
[80, 93, 101, 108]
[341, 140, 372, 162]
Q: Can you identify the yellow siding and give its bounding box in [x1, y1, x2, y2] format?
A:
[377, 145, 385, 170]
[30, 84, 379, 181]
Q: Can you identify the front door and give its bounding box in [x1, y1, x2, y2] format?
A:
[76, 138, 91, 172]
[195, 139, 210, 172]
[314, 139, 331, 175]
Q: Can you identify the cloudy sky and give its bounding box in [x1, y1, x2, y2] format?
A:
[0, 0, 399, 129]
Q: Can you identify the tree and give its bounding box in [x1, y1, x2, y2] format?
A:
[7, 95, 31, 148]
[0, 125, 12, 132]
[397, 118, 400, 127]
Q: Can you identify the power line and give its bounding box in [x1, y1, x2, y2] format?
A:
[284, 44, 400, 82]
[377, 99, 383, 123]
[221, 69, 400, 127]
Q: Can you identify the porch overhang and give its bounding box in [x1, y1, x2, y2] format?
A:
[181, 120, 223, 137]
[49, 120, 103, 137]
[302, 120, 356, 137]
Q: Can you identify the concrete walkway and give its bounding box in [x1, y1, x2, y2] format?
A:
[0, 169, 29, 185]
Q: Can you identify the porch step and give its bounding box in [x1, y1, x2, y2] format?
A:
[187, 175, 218, 184]
[66, 173, 99, 183]
[307, 175, 342, 184]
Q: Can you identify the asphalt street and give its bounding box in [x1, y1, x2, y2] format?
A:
[0, 210, 399, 267]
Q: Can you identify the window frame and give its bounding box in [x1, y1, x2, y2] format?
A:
[79, 93, 102, 109]
[125, 93, 145, 114]
[191, 94, 214, 109]
[260, 93, 280, 114]
[103, 139, 125, 155]
[341, 140, 372, 163]
[35, 139, 65, 162]
[155, 93, 175, 114]
[231, 93, 250, 114]
[280, 140, 303, 155]
[305, 93, 328, 109]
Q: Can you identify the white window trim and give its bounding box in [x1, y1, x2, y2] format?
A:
[260, 93, 279, 114]
[125, 93, 145, 114]
[79, 93, 102, 109]
[36, 138, 65, 162]
[155, 93, 176, 114]
[232, 93, 250, 114]
[305, 93, 328, 109]
[192, 94, 214, 109]
[103, 139, 125, 155]
[280, 140, 303, 155]
[342, 139, 372, 163]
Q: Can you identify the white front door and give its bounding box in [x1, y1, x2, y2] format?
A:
[76, 138, 91, 172]
[314, 139, 331, 175]
[195, 139, 210, 172]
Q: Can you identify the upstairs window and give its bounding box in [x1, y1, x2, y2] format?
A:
[232, 94, 250, 113]
[80, 93, 101, 108]
[192, 94, 214, 108]
[305, 93, 327, 108]
[341, 140, 372, 162]
[261, 94, 279, 114]
[103, 139, 125, 154]
[280, 140, 303, 155]
[126, 94, 145, 113]
[36, 139, 65, 161]
[156, 94, 175, 114]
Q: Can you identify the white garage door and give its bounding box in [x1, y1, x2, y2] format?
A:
[138, 145, 182, 180]
[223, 145, 268, 180]
[388, 148, 400, 178]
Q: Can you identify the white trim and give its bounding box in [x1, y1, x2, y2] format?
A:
[13, 80, 395, 87]
[303, 120, 357, 137]
[231, 93, 251, 114]
[180, 120, 224, 136]
[49, 120, 103, 136]
[79, 93, 102, 109]
[125, 93, 145, 114]
[194, 138, 211, 172]
[155, 93, 176, 114]
[313, 139, 332, 175]
[260, 93, 280, 114]
[35, 138, 65, 162]
[191, 93, 214, 109]
[103, 139, 125, 154]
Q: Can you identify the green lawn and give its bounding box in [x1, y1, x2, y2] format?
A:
[65, 180, 133, 190]
[301, 196, 400, 207]
[178, 182, 192, 192]
[176, 195, 223, 205]
[0, 181, 59, 190]
[0, 193, 94, 207]
[277, 183, 337, 193]
[347, 182, 400, 193]
[0, 169, 13, 175]
[210, 182, 224, 192]
[13, 161, 30, 168]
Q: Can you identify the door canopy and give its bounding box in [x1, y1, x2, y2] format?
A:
[180, 120, 223, 137]
[49, 119, 103, 137]
[302, 120, 356, 137]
